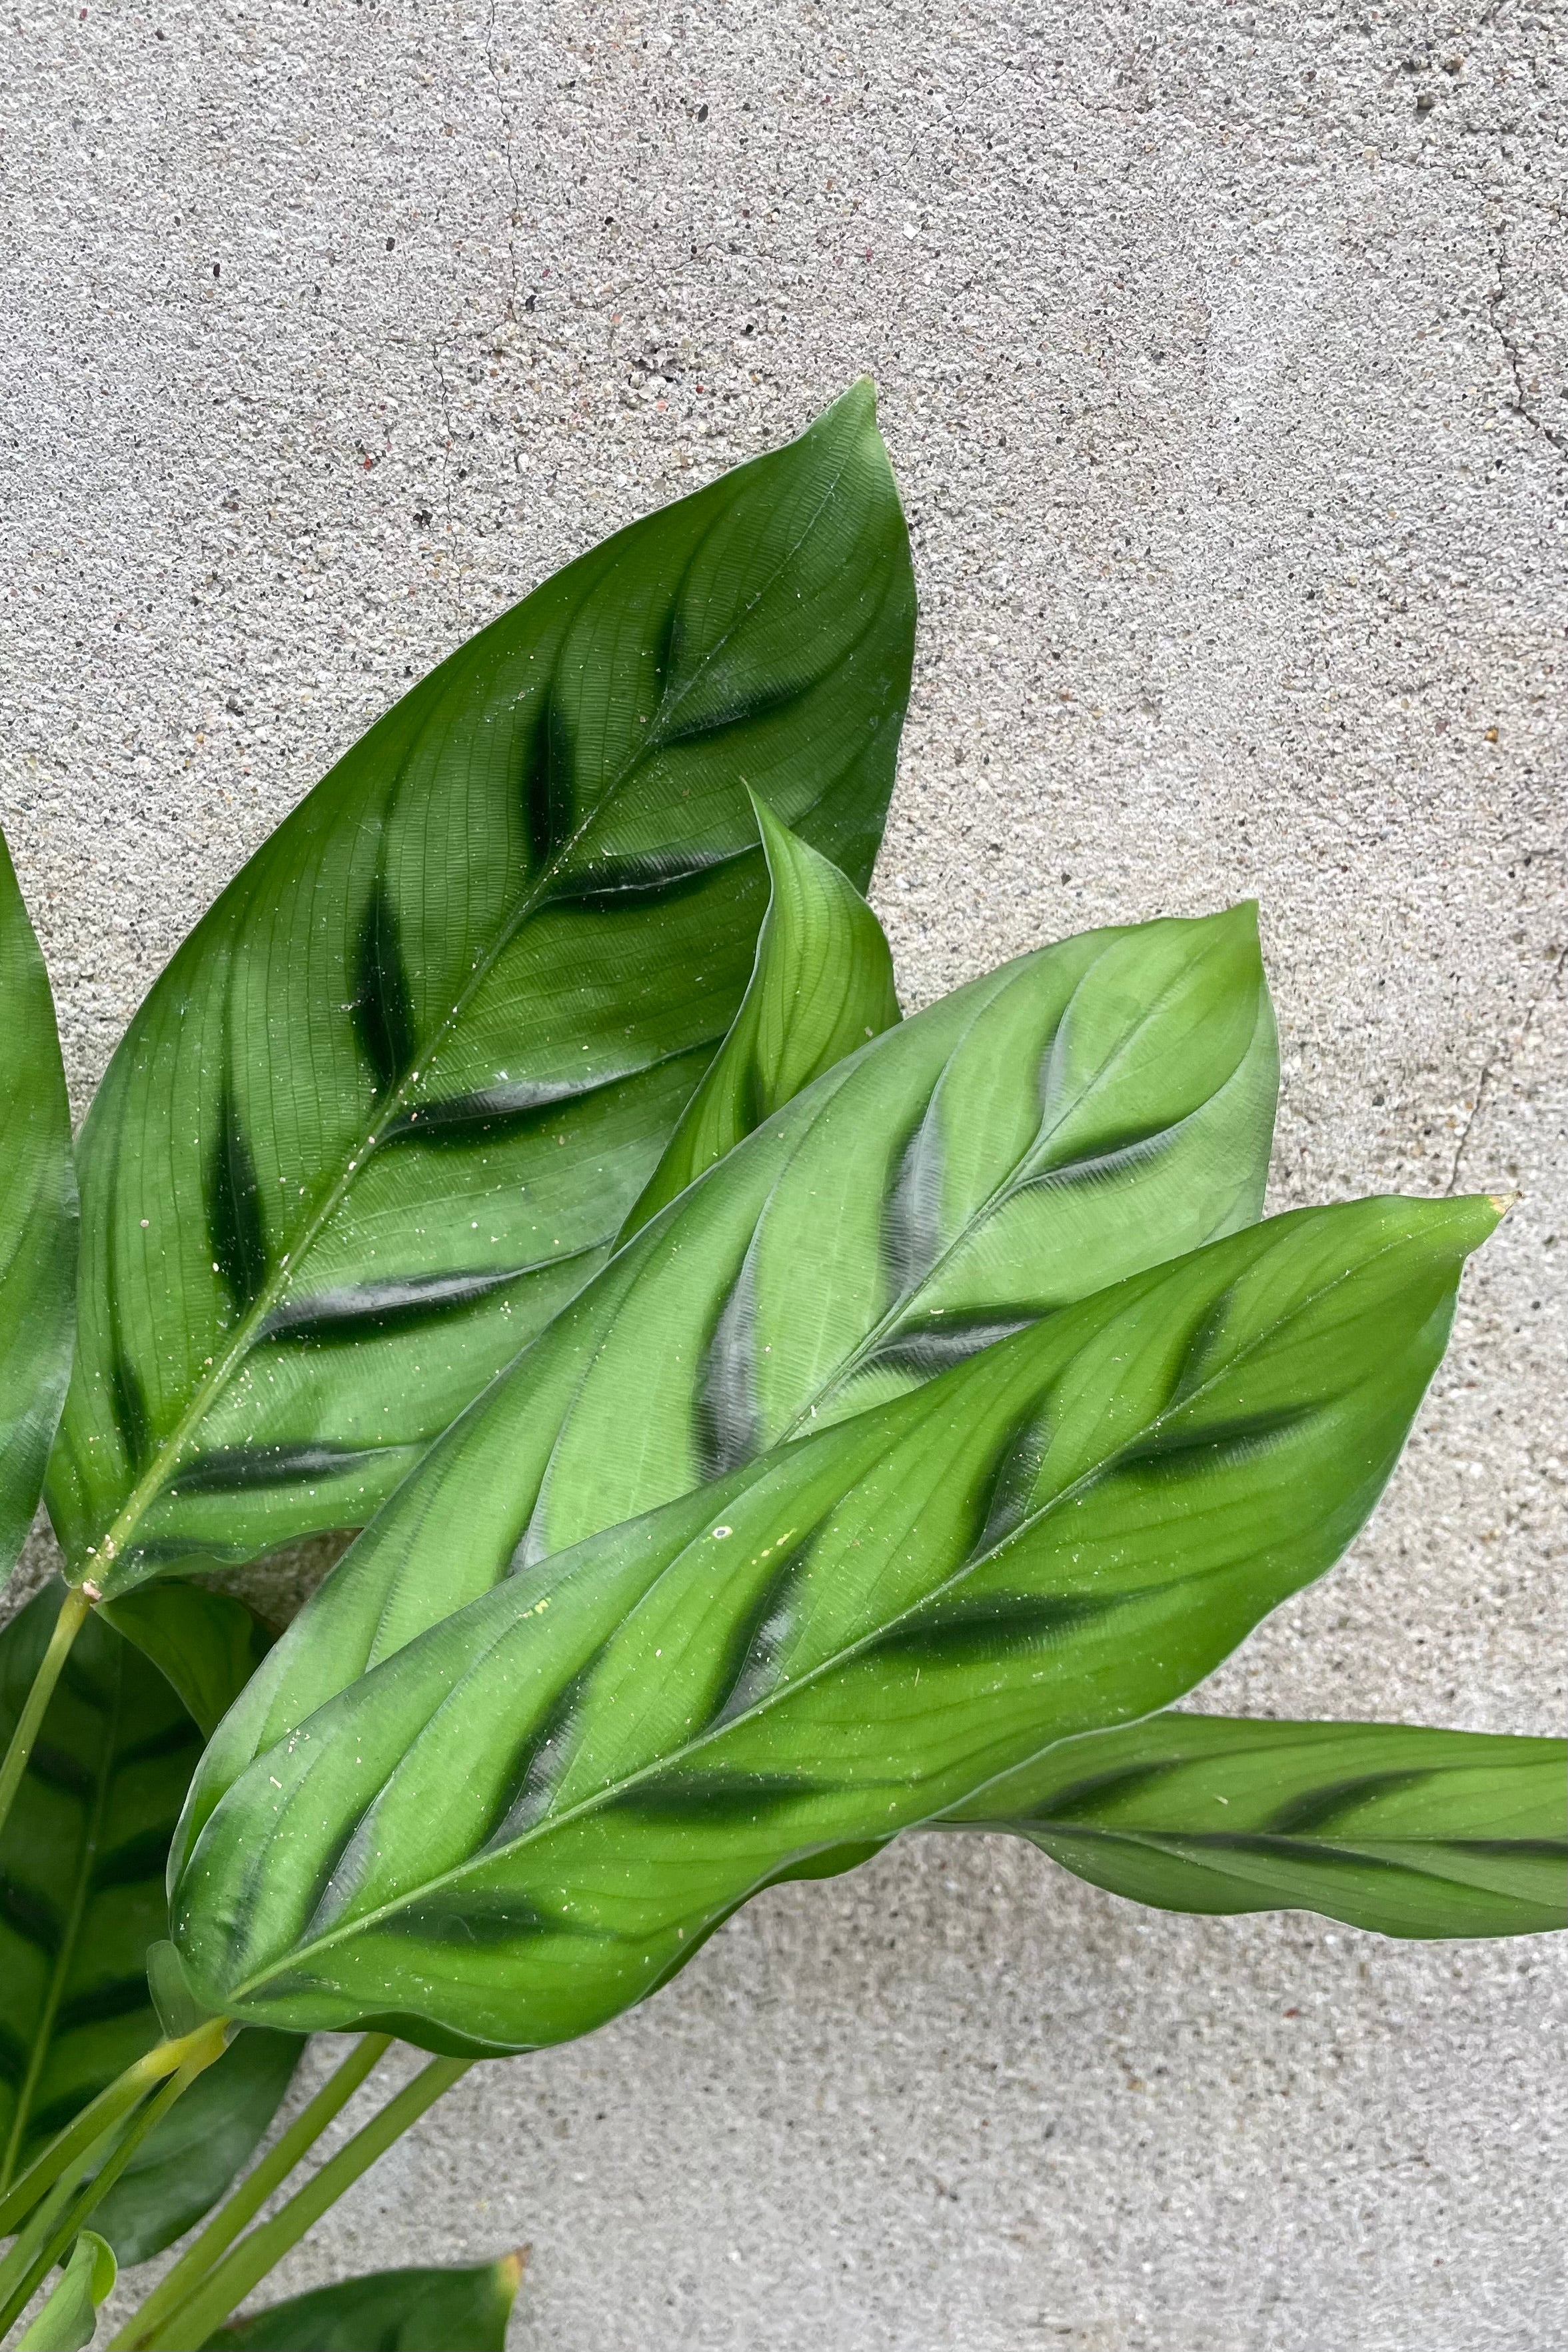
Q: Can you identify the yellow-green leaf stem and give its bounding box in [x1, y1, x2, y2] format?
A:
[0, 1587, 91, 1865]
[108, 2033, 393, 2352]
[126, 2057, 470, 2352]
[0, 2023, 227, 2241]
[0, 2023, 225, 2338]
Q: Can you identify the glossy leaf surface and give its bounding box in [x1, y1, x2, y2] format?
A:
[47, 385, 914, 1593]
[172, 1195, 1495, 2055]
[16, 2229, 114, 2351]
[0, 827, 77, 1586]
[944, 1712, 1568, 1938]
[191, 904, 1279, 1807]
[0, 1588, 299, 2256]
[619, 792, 899, 1238]
[201, 2255, 525, 2351]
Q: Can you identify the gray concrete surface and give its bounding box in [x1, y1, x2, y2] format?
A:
[3, 1, 1565, 2345]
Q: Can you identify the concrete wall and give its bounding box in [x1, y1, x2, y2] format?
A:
[3, 3, 1563, 2345]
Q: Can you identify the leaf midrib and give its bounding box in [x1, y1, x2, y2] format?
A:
[87, 434, 868, 1579]
[227, 1213, 1442, 2000]
[774, 938, 1268, 1448]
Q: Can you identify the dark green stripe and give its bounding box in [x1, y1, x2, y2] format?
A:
[354, 875, 418, 1094]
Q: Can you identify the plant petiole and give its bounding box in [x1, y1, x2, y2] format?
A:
[107, 2031, 394, 2352]
[0, 1584, 92, 1850]
[0, 2034, 221, 2339]
[0, 2018, 227, 2241]
[124, 2055, 471, 2352]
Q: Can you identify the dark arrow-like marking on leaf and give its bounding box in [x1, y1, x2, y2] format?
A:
[1024, 1116, 1187, 1188]
[377, 1045, 716, 1149]
[862, 1590, 1124, 1668]
[169, 1440, 411, 1498]
[1263, 1771, 1441, 1838]
[1110, 1405, 1317, 1479]
[606, 1767, 824, 1823]
[863, 1314, 1041, 1381]
[209, 1082, 269, 1320]
[108, 1350, 151, 1479]
[384, 1891, 571, 1948]
[523, 687, 576, 876]
[882, 1096, 945, 1301]
[353, 874, 418, 1096]
[694, 1256, 760, 1480]
[259, 1266, 560, 1348]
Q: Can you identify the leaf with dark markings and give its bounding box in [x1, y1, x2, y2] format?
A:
[0, 1586, 301, 2256]
[199, 2254, 526, 2351]
[619, 793, 900, 1240]
[46, 385, 915, 1593]
[170, 1196, 1497, 2054]
[190, 903, 1280, 1787]
[0, 826, 77, 1587]
[939, 1713, 1568, 1939]
[210, 1084, 268, 1324]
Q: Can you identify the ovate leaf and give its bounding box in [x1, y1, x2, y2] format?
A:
[171, 1195, 1495, 2055]
[47, 385, 915, 1594]
[16, 2229, 115, 2351]
[0, 826, 76, 1586]
[199, 2254, 526, 2351]
[188, 904, 1279, 1809]
[0, 1588, 300, 2257]
[619, 791, 900, 1239]
[941, 1712, 1568, 1938]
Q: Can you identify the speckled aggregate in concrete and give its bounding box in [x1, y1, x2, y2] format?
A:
[1, 3, 1564, 2347]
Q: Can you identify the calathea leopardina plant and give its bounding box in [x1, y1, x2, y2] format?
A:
[0, 384, 1560, 2349]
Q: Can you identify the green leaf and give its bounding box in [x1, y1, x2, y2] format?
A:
[185, 904, 1279, 1827]
[170, 1194, 1495, 2055]
[0, 826, 77, 1586]
[0, 1587, 301, 2257]
[942, 1712, 1568, 1939]
[199, 2253, 526, 2351]
[618, 791, 900, 1240]
[98, 1584, 272, 1740]
[16, 2229, 115, 2351]
[46, 385, 915, 1595]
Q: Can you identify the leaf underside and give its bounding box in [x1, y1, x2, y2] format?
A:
[943, 1712, 1568, 1939]
[191, 902, 1280, 1810]
[48, 385, 915, 1592]
[0, 1587, 299, 2258]
[171, 1194, 1497, 2055]
[0, 826, 77, 1586]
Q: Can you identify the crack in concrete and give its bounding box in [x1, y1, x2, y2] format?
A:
[1487, 220, 1567, 463]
